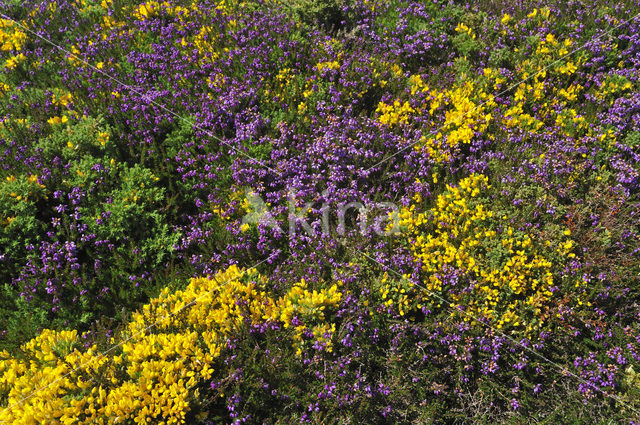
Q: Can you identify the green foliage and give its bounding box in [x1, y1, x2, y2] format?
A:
[0, 173, 47, 278]
[278, 0, 349, 33]
[452, 32, 479, 57]
[0, 283, 49, 350]
[624, 131, 640, 148]
[0, 117, 181, 348]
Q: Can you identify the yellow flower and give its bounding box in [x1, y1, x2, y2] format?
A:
[376, 100, 415, 127]
[0, 258, 346, 422]
[393, 174, 575, 335]
[455, 22, 469, 33]
[316, 61, 340, 71]
[5, 53, 26, 69]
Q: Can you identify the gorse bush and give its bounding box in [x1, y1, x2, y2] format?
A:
[0, 265, 343, 424]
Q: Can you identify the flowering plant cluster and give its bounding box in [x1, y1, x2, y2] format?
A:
[0, 265, 344, 424]
[1, 0, 640, 423]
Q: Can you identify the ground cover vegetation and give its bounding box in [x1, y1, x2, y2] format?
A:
[1, 0, 640, 423]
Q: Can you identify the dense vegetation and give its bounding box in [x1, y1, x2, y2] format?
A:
[1, 0, 640, 423]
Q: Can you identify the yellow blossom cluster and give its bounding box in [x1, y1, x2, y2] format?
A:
[392, 174, 577, 334]
[0, 19, 27, 52]
[276, 279, 342, 326]
[192, 25, 222, 65]
[5, 53, 26, 70]
[557, 84, 583, 103]
[97, 131, 110, 147]
[476, 32, 596, 139]
[454, 22, 475, 39]
[554, 108, 588, 137]
[47, 115, 70, 126]
[2, 173, 46, 204]
[465, 11, 607, 140]
[369, 60, 404, 89]
[72, 0, 112, 14]
[379, 272, 414, 316]
[526, 8, 551, 20]
[316, 61, 340, 72]
[52, 91, 73, 108]
[594, 76, 634, 102]
[274, 279, 342, 354]
[132, 1, 190, 21]
[595, 128, 617, 150]
[416, 81, 494, 163]
[376, 99, 415, 127]
[0, 266, 343, 424]
[210, 189, 249, 222]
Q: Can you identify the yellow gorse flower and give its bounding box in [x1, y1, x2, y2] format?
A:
[316, 61, 340, 71]
[5, 53, 26, 69]
[376, 99, 415, 127]
[413, 81, 494, 162]
[391, 174, 579, 335]
[0, 19, 27, 52]
[0, 266, 343, 424]
[455, 22, 475, 39]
